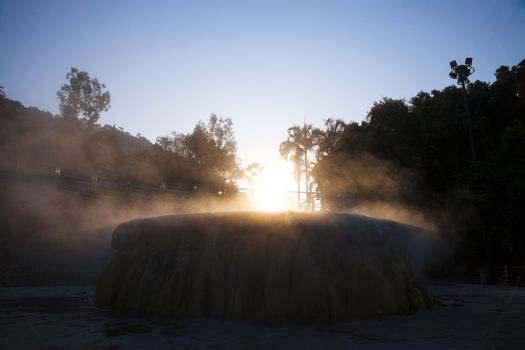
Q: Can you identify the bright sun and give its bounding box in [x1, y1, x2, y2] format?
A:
[251, 168, 291, 212]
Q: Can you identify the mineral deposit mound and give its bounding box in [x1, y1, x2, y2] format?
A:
[94, 211, 431, 321]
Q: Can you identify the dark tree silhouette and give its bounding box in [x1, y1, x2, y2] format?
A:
[311, 58, 525, 267]
[57, 67, 111, 128]
[316, 118, 346, 159]
[155, 114, 242, 192]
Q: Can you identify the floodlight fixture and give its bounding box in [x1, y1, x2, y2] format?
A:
[449, 57, 475, 86]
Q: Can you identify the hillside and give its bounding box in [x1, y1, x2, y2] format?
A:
[0, 97, 153, 178]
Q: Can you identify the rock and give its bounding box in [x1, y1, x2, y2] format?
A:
[94, 211, 432, 320]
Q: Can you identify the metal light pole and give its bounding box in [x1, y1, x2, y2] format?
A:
[449, 57, 476, 161]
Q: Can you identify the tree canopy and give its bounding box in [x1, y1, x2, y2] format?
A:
[155, 114, 242, 192]
[57, 67, 111, 128]
[310, 58, 525, 267]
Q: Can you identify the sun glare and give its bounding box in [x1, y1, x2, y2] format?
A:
[251, 169, 290, 211]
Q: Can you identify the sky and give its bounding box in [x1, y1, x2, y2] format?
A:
[1, 0, 524, 189]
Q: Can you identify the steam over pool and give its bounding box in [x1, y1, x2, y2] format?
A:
[94, 211, 431, 321]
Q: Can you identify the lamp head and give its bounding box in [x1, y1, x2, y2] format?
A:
[449, 60, 458, 69]
[465, 57, 473, 66]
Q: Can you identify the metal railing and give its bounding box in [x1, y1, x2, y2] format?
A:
[0, 167, 195, 201]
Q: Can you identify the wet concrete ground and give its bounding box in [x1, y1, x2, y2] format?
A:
[1, 283, 524, 349]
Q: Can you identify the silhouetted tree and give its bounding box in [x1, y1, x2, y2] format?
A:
[155, 114, 242, 192]
[0, 86, 6, 103]
[279, 123, 322, 210]
[466, 119, 525, 265]
[316, 118, 346, 159]
[246, 162, 263, 187]
[57, 67, 111, 128]
[311, 58, 525, 267]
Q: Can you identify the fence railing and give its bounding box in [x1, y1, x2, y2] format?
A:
[0, 167, 196, 201]
[477, 266, 525, 286]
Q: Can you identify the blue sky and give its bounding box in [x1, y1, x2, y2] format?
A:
[1, 0, 524, 187]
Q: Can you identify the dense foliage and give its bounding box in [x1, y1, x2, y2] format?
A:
[57, 68, 111, 128]
[312, 59, 525, 267]
[154, 114, 243, 193]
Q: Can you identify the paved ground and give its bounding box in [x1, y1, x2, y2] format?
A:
[1, 283, 524, 349]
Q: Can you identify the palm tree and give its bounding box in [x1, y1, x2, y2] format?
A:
[279, 126, 303, 208]
[279, 123, 322, 211]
